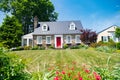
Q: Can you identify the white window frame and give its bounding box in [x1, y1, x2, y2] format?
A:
[102, 36, 108, 42]
[66, 35, 72, 43]
[42, 24, 48, 31]
[37, 36, 42, 44]
[75, 35, 81, 43]
[69, 22, 75, 30]
[46, 36, 51, 44]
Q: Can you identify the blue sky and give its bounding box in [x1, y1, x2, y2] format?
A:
[0, 0, 120, 32]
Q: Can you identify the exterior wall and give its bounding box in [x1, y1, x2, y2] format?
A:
[33, 35, 54, 48]
[97, 26, 118, 42]
[33, 34, 81, 48]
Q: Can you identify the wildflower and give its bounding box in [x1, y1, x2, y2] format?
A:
[67, 73, 71, 77]
[85, 69, 90, 73]
[61, 71, 65, 74]
[54, 76, 59, 80]
[56, 71, 59, 75]
[79, 77, 83, 80]
[93, 72, 101, 80]
[95, 75, 101, 80]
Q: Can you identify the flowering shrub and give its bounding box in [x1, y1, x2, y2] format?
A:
[52, 64, 101, 80]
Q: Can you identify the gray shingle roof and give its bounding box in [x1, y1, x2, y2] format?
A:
[33, 21, 83, 35]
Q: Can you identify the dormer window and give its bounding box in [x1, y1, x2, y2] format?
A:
[69, 22, 75, 30]
[42, 24, 48, 31]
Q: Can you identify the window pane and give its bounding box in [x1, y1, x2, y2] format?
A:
[66, 36, 71, 43]
[46, 36, 51, 44]
[76, 35, 80, 43]
[37, 36, 42, 44]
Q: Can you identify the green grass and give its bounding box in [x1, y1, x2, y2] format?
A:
[9, 49, 120, 73]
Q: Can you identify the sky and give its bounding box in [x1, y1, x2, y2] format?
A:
[0, 0, 120, 32]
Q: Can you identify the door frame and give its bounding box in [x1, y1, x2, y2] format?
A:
[54, 35, 63, 48]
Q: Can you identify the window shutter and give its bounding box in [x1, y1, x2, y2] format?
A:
[101, 36, 103, 41]
[108, 36, 110, 41]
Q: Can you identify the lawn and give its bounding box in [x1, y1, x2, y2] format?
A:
[10, 49, 120, 73]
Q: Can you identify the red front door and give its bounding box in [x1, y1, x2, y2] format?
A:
[56, 37, 61, 48]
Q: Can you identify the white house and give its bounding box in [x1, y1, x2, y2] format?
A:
[97, 25, 120, 42]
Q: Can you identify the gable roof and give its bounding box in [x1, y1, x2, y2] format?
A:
[33, 21, 83, 35]
[97, 25, 119, 34]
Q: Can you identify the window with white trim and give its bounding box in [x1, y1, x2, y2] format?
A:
[101, 36, 108, 42]
[37, 36, 42, 44]
[66, 35, 72, 43]
[69, 22, 75, 30]
[75, 35, 81, 43]
[46, 36, 51, 44]
[42, 24, 48, 31]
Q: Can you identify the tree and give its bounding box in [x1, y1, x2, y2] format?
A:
[115, 27, 120, 38]
[80, 29, 97, 45]
[0, 15, 23, 48]
[0, 0, 58, 34]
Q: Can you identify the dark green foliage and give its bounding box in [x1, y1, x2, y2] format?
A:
[115, 27, 120, 38]
[0, 16, 23, 48]
[90, 40, 116, 48]
[0, 47, 31, 80]
[31, 46, 45, 50]
[116, 42, 120, 50]
[70, 45, 80, 49]
[95, 46, 116, 53]
[49, 45, 55, 49]
[0, 0, 58, 34]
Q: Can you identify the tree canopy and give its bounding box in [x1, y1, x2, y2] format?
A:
[115, 27, 120, 38]
[0, 15, 23, 48]
[0, 0, 58, 34]
[80, 29, 97, 45]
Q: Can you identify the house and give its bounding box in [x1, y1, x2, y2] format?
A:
[22, 20, 83, 48]
[97, 25, 120, 42]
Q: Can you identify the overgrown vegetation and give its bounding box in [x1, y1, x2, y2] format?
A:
[10, 49, 120, 80]
[0, 47, 31, 80]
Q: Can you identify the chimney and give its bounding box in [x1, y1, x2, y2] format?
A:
[34, 16, 38, 30]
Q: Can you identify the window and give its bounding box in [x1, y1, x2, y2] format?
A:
[46, 36, 51, 44]
[29, 39, 32, 46]
[66, 35, 72, 43]
[23, 39, 27, 46]
[70, 22, 75, 30]
[42, 24, 48, 31]
[37, 36, 42, 44]
[101, 36, 108, 42]
[75, 35, 81, 43]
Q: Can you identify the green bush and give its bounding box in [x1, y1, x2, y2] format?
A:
[79, 44, 88, 49]
[96, 46, 116, 53]
[116, 42, 120, 50]
[107, 39, 116, 48]
[24, 46, 32, 50]
[63, 44, 69, 49]
[31, 46, 39, 50]
[0, 47, 31, 80]
[70, 45, 79, 49]
[39, 46, 45, 50]
[49, 45, 55, 49]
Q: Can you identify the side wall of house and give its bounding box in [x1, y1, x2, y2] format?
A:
[97, 26, 117, 42]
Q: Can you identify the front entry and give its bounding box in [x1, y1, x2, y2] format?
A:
[56, 37, 61, 48]
[55, 35, 63, 48]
